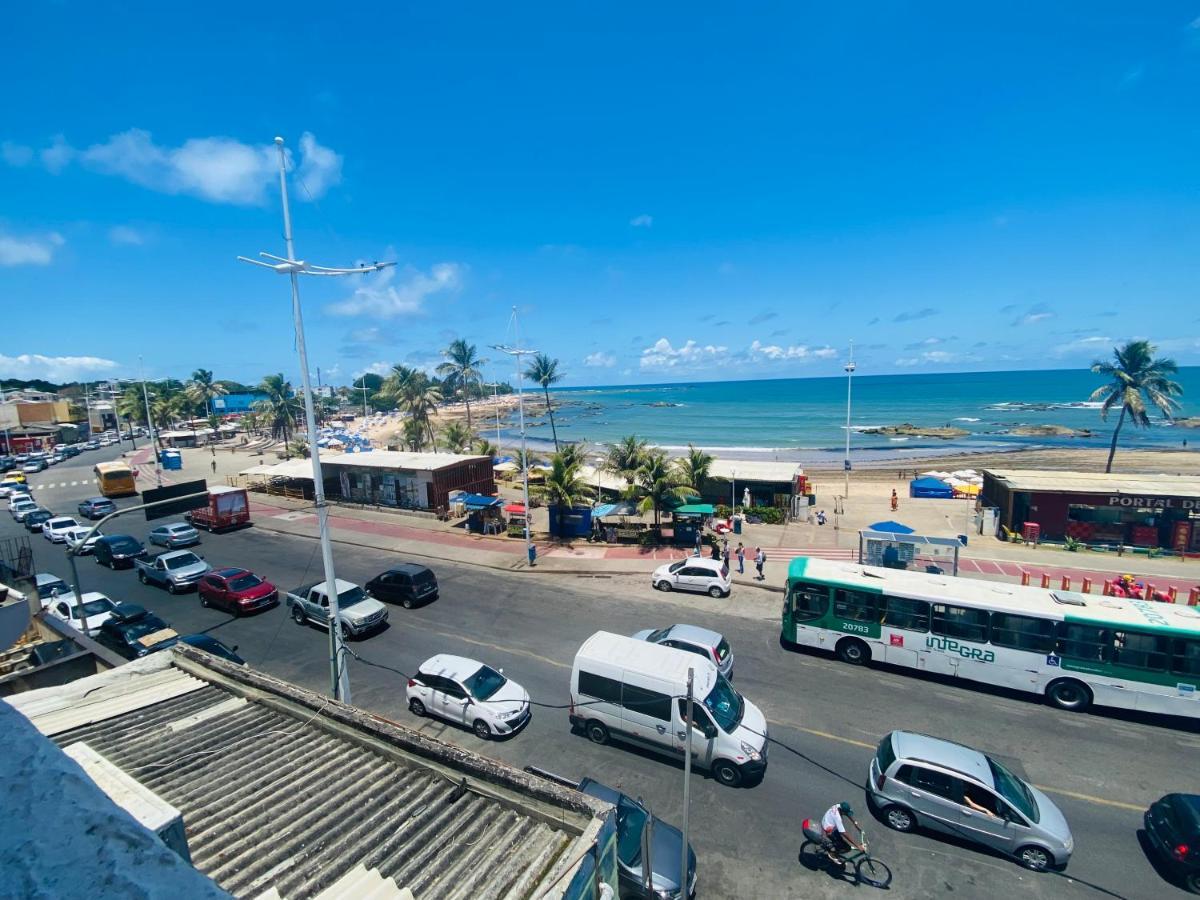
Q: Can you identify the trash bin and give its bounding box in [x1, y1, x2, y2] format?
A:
[1022, 522, 1041, 544]
[733, 517, 742, 535]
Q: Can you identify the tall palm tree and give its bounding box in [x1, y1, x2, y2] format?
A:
[474, 437, 499, 459]
[525, 353, 564, 452]
[382, 364, 421, 408]
[541, 450, 595, 521]
[401, 417, 428, 452]
[1090, 340, 1183, 473]
[436, 339, 486, 431]
[116, 386, 145, 449]
[253, 373, 302, 457]
[441, 421, 471, 453]
[408, 382, 443, 448]
[603, 434, 648, 487]
[185, 368, 228, 419]
[633, 450, 694, 529]
[674, 444, 713, 499]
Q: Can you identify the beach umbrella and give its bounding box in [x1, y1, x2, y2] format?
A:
[868, 520, 915, 534]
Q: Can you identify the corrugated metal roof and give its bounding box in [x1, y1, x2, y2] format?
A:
[6, 653, 607, 900]
[322, 451, 488, 472]
[709, 459, 802, 483]
[984, 468, 1200, 497]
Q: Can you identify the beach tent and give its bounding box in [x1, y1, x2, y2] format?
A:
[868, 520, 914, 534]
[455, 493, 502, 510]
[909, 476, 954, 499]
[673, 503, 715, 517]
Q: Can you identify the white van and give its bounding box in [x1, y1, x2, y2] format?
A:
[569, 631, 768, 787]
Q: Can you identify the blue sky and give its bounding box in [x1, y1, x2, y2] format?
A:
[2, 3, 1199, 388]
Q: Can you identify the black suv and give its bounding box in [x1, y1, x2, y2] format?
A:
[1145, 793, 1200, 893]
[94, 534, 147, 568]
[366, 563, 439, 609]
[94, 603, 174, 660]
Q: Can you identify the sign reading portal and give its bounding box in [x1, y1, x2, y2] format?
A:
[143, 480, 209, 521]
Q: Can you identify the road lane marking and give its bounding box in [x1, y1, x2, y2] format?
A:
[765, 716, 1149, 811]
[409, 624, 571, 671]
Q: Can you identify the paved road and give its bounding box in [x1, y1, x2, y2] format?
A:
[9, 454, 1195, 899]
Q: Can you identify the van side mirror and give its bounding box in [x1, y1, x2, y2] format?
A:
[703, 725, 718, 739]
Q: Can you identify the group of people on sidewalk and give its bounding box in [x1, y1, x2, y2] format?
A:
[695, 532, 768, 581]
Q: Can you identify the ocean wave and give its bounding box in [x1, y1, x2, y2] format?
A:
[954, 417, 981, 422]
[653, 443, 783, 453]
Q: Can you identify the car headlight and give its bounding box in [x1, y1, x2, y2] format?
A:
[739, 740, 761, 762]
[654, 888, 680, 900]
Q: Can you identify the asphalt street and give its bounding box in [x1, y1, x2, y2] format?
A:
[9, 446, 1195, 899]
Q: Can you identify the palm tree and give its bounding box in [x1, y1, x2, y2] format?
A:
[474, 437, 499, 459]
[525, 352, 564, 451]
[674, 444, 713, 500]
[116, 386, 145, 449]
[633, 450, 694, 529]
[254, 373, 302, 457]
[408, 382, 443, 448]
[541, 450, 595, 520]
[1090, 340, 1183, 473]
[441, 421, 472, 453]
[185, 368, 228, 419]
[603, 434, 648, 487]
[382, 364, 421, 407]
[436, 339, 486, 431]
[401, 417, 428, 452]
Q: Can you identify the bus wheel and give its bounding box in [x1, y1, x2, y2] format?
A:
[836, 638, 871, 666]
[1046, 679, 1092, 712]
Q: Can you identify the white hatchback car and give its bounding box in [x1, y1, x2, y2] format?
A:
[406, 653, 531, 740]
[64, 526, 103, 555]
[43, 516, 81, 543]
[651, 557, 732, 597]
[47, 591, 120, 636]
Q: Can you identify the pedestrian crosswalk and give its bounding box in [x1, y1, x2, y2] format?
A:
[758, 547, 856, 561]
[22, 480, 99, 491]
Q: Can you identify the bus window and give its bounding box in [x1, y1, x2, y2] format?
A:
[1111, 631, 1169, 672]
[881, 595, 930, 632]
[1056, 623, 1110, 663]
[990, 613, 1056, 654]
[931, 604, 989, 643]
[790, 583, 829, 622]
[1171, 639, 1200, 678]
[835, 589, 878, 623]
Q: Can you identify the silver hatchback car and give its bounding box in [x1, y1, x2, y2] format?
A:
[631, 623, 734, 679]
[868, 731, 1073, 872]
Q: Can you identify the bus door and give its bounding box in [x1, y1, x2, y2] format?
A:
[788, 583, 831, 649]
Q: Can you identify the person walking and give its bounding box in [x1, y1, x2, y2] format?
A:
[754, 547, 765, 581]
[722, 545, 731, 573]
[736, 542, 745, 574]
[890, 489, 899, 512]
[211, 458, 217, 474]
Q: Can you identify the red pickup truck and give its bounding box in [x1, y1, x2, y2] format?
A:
[185, 486, 251, 532]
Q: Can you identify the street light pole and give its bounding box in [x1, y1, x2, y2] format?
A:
[139, 357, 162, 487]
[681, 667, 694, 898]
[492, 312, 538, 567]
[843, 340, 856, 499]
[238, 135, 394, 703]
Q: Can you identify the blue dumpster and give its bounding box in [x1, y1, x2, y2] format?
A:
[160, 449, 182, 471]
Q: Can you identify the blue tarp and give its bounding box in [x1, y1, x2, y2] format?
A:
[909, 476, 954, 499]
[456, 492, 502, 510]
[868, 520, 914, 534]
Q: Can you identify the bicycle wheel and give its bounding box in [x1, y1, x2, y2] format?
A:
[856, 856, 893, 888]
[798, 841, 826, 870]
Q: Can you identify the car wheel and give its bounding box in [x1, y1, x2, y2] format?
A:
[883, 805, 916, 833]
[708, 586, 723, 598]
[656, 580, 672, 592]
[292, 606, 306, 625]
[836, 638, 871, 666]
[409, 698, 426, 717]
[585, 720, 609, 745]
[200, 594, 209, 608]
[138, 571, 148, 584]
[1045, 679, 1092, 713]
[1016, 845, 1052, 872]
[712, 760, 742, 788]
[402, 597, 414, 610]
[1185, 871, 1200, 894]
[473, 719, 492, 740]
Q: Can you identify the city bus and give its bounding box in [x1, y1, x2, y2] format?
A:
[782, 556, 1200, 718]
[93, 461, 137, 498]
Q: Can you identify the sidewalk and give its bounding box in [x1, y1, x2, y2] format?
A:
[148, 445, 1200, 600]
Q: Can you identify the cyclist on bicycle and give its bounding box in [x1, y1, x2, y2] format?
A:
[822, 802, 866, 859]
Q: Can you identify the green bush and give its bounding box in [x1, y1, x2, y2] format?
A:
[749, 505, 783, 525]
[715, 504, 732, 519]
[1064, 537, 1082, 552]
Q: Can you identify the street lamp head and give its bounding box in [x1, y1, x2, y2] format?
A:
[274, 136, 285, 146]
[845, 362, 857, 374]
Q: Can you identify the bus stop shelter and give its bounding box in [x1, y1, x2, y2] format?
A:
[858, 529, 962, 575]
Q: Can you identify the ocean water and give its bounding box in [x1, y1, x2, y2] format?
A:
[498, 367, 1199, 465]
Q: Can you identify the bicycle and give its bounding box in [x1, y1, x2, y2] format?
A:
[799, 821, 893, 888]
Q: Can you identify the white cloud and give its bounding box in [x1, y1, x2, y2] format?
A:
[107, 225, 145, 246]
[746, 341, 839, 362]
[352, 361, 394, 378]
[0, 353, 117, 381]
[894, 350, 979, 367]
[10, 130, 344, 205]
[583, 351, 616, 368]
[629, 214, 653, 228]
[326, 262, 463, 318]
[640, 338, 728, 371]
[41, 134, 75, 173]
[812, 347, 838, 359]
[1054, 335, 1112, 357]
[0, 231, 64, 266]
[1020, 312, 1053, 325]
[1, 141, 33, 166]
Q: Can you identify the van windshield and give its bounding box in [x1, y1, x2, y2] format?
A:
[703, 674, 743, 732]
[987, 756, 1039, 823]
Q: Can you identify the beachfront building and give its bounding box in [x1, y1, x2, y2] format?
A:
[211, 391, 268, 414]
[239, 450, 496, 511]
[981, 469, 1200, 554]
[707, 459, 807, 510]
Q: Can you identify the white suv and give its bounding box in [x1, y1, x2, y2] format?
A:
[406, 654, 531, 739]
[651, 557, 732, 597]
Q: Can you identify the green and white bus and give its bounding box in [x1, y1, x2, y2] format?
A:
[782, 557, 1200, 717]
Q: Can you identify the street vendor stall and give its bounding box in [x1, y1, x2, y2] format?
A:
[671, 503, 714, 546]
[451, 492, 504, 534]
[504, 502, 529, 537]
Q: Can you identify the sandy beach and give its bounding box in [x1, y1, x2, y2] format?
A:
[816, 446, 1200, 479]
